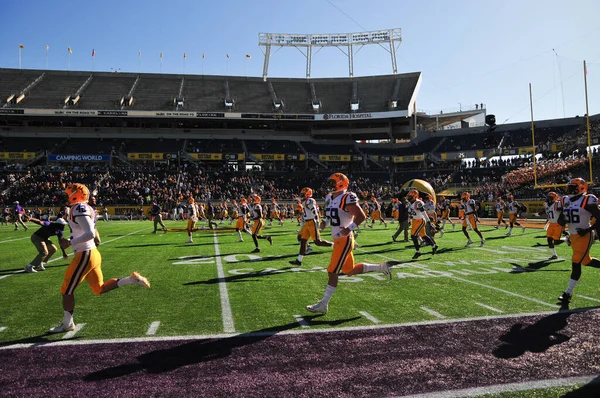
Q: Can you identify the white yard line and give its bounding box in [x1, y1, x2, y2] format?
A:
[577, 294, 600, 303]
[1, 307, 596, 351]
[475, 302, 504, 313]
[0, 237, 29, 244]
[420, 306, 447, 319]
[358, 311, 381, 324]
[402, 375, 597, 398]
[213, 232, 235, 333]
[146, 321, 161, 336]
[293, 315, 310, 328]
[62, 323, 85, 339]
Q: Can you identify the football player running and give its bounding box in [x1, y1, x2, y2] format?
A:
[506, 195, 526, 235]
[406, 189, 439, 259]
[249, 195, 272, 253]
[305, 173, 395, 314]
[289, 187, 333, 266]
[557, 178, 600, 304]
[536, 192, 564, 260]
[494, 197, 509, 229]
[49, 183, 150, 333]
[186, 197, 198, 243]
[460, 192, 485, 247]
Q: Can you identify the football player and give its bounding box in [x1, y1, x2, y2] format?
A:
[235, 198, 251, 242]
[289, 187, 333, 266]
[49, 183, 150, 333]
[506, 195, 526, 235]
[557, 178, 600, 303]
[249, 195, 272, 253]
[536, 192, 564, 260]
[494, 197, 509, 229]
[424, 194, 437, 236]
[367, 197, 387, 228]
[460, 192, 485, 247]
[13, 201, 28, 231]
[186, 197, 198, 243]
[437, 195, 455, 236]
[305, 173, 395, 314]
[406, 189, 438, 259]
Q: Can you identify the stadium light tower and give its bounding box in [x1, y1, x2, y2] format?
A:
[258, 28, 402, 80]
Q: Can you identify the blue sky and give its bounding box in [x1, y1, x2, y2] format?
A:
[1, 0, 599, 124]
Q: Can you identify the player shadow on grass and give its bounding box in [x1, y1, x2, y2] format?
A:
[83, 316, 361, 380]
[492, 311, 574, 359]
[508, 260, 568, 274]
[184, 267, 299, 285]
[562, 374, 600, 397]
[116, 243, 173, 248]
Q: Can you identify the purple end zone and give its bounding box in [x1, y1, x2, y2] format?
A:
[1, 310, 599, 397]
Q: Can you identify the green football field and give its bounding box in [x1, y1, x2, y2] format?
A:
[1, 217, 598, 344]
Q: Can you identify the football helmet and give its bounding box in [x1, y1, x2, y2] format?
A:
[252, 195, 261, 204]
[546, 192, 559, 205]
[508, 195, 514, 201]
[328, 173, 349, 192]
[567, 178, 588, 196]
[187, 197, 195, 204]
[65, 183, 90, 205]
[461, 192, 470, 201]
[240, 198, 247, 204]
[301, 187, 313, 198]
[371, 196, 377, 202]
[406, 189, 419, 202]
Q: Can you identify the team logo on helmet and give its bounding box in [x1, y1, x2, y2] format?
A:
[567, 178, 588, 196]
[328, 173, 349, 192]
[300, 187, 313, 198]
[65, 183, 90, 205]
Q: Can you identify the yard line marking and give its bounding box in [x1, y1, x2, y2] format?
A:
[213, 232, 235, 333]
[1, 307, 597, 351]
[355, 248, 560, 309]
[293, 315, 310, 328]
[475, 302, 504, 313]
[146, 321, 161, 335]
[402, 375, 598, 398]
[578, 294, 600, 303]
[420, 306, 447, 319]
[0, 275, 13, 281]
[62, 323, 85, 339]
[0, 327, 6, 333]
[359, 311, 381, 324]
[0, 237, 29, 244]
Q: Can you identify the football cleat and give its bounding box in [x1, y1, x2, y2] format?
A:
[34, 264, 46, 272]
[480, 239, 486, 247]
[465, 240, 474, 247]
[305, 246, 313, 254]
[289, 259, 302, 266]
[379, 261, 394, 279]
[252, 248, 261, 253]
[432, 244, 438, 255]
[439, 230, 444, 238]
[549, 255, 558, 260]
[130, 272, 150, 288]
[412, 251, 422, 259]
[25, 264, 37, 273]
[494, 225, 499, 229]
[505, 232, 512, 236]
[48, 321, 75, 334]
[267, 236, 273, 245]
[306, 301, 328, 314]
[558, 292, 572, 303]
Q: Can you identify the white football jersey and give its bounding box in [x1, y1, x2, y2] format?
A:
[325, 191, 358, 238]
[543, 201, 563, 224]
[562, 194, 597, 234]
[408, 199, 428, 220]
[465, 199, 477, 214]
[507, 200, 519, 214]
[252, 204, 263, 220]
[68, 202, 97, 252]
[188, 203, 198, 222]
[303, 197, 319, 221]
[424, 199, 436, 215]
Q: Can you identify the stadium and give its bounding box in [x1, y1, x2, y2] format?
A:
[1, 24, 600, 398]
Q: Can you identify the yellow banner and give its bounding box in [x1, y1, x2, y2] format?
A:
[253, 154, 285, 161]
[551, 143, 566, 152]
[476, 150, 484, 158]
[441, 153, 447, 160]
[393, 154, 424, 163]
[518, 146, 535, 155]
[189, 153, 223, 160]
[319, 154, 351, 162]
[127, 153, 164, 160]
[0, 152, 36, 159]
